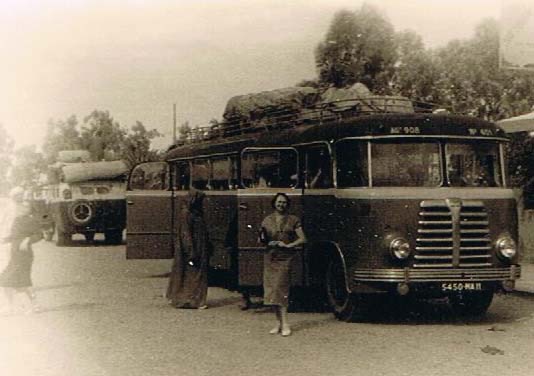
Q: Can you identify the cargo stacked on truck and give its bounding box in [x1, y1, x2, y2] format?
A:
[47, 150, 128, 245]
[127, 84, 520, 320]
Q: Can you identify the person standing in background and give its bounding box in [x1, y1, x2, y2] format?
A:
[166, 189, 212, 309]
[0, 187, 43, 314]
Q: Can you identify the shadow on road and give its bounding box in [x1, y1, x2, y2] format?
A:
[34, 282, 83, 292]
[36, 302, 101, 314]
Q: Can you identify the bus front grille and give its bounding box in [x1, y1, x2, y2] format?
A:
[415, 200, 492, 268]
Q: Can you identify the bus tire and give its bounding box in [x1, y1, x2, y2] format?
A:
[56, 229, 70, 246]
[325, 256, 368, 322]
[43, 227, 54, 241]
[84, 232, 95, 243]
[105, 230, 122, 245]
[449, 291, 494, 317]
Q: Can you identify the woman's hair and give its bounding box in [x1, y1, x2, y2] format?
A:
[271, 192, 291, 209]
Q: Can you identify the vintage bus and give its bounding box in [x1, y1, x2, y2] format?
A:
[127, 98, 521, 320]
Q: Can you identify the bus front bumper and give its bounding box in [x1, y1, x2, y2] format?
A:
[351, 266, 521, 295]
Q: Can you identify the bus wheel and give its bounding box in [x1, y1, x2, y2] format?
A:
[326, 257, 364, 321]
[105, 230, 122, 245]
[56, 229, 71, 246]
[43, 227, 54, 241]
[449, 291, 494, 316]
[84, 232, 95, 243]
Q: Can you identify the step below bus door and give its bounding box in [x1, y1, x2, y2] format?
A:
[126, 162, 174, 259]
[237, 189, 304, 287]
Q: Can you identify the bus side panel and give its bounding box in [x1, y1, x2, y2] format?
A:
[204, 192, 236, 270]
[126, 191, 173, 259]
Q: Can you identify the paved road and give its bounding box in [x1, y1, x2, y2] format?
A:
[2, 238, 534, 376]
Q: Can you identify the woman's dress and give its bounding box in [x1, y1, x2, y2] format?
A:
[260, 213, 301, 307]
[0, 214, 41, 289]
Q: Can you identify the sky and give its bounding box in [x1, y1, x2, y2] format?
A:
[0, 0, 502, 150]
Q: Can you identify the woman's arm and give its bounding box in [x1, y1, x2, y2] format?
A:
[279, 226, 306, 249]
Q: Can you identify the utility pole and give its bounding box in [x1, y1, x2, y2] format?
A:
[173, 103, 177, 144]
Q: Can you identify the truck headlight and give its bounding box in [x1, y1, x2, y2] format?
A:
[496, 236, 517, 259]
[390, 237, 411, 260]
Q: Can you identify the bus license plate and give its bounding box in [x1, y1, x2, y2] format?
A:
[441, 282, 482, 292]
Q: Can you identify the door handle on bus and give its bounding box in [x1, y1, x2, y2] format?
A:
[127, 200, 134, 205]
[238, 203, 248, 210]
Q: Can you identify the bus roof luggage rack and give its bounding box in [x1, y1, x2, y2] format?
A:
[176, 95, 436, 146]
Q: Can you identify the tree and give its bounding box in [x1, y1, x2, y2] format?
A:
[42, 115, 82, 165]
[390, 30, 439, 103]
[315, 5, 397, 91]
[81, 110, 126, 161]
[0, 123, 14, 194]
[120, 121, 162, 169]
[10, 145, 46, 188]
[178, 121, 192, 141]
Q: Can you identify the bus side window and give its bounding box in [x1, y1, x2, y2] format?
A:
[192, 159, 210, 190]
[335, 140, 368, 188]
[174, 162, 190, 191]
[305, 145, 332, 189]
[129, 162, 169, 190]
[241, 149, 297, 188]
[211, 156, 231, 190]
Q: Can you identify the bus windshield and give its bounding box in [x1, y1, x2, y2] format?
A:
[371, 141, 441, 187]
[446, 141, 502, 187]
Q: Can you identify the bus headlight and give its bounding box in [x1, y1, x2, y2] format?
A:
[496, 236, 517, 259]
[390, 238, 411, 260]
[62, 189, 72, 200]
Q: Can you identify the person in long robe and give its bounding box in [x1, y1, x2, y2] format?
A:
[166, 189, 212, 309]
[0, 187, 43, 314]
[259, 193, 306, 336]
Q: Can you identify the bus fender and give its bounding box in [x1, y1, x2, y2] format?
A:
[308, 241, 349, 293]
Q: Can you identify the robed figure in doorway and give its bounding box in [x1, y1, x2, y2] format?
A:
[166, 189, 212, 309]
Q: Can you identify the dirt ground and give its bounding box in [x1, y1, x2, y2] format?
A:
[2, 239, 534, 376]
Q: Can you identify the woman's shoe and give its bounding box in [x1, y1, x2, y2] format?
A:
[281, 327, 292, 337]
[198, 305, 208, 310]
[269, 325, 281, 335]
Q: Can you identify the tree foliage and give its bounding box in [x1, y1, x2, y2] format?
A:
[10, 145, 46, 188]
[81, 110, 126, 161]
[120, 121, 162, 169]
[42, 115, 82, 165]
[315, 5, 396, 91]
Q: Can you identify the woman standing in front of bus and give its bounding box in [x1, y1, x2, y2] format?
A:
[260, 193, 306, 337]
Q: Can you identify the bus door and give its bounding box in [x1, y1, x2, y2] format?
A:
[190, 156, 238, 271]
[126, 162, 173, 259]
[237, 147, 303, 286]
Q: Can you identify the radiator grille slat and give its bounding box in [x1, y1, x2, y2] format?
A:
[416, 200, 492, 268]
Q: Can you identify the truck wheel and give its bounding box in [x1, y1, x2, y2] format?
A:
[43, 227, 54, 241]
[105, 230, 122, 245]
[56, 229, 71, 246]
[326, 256, 369, 321]
[449, 291, 494, 316]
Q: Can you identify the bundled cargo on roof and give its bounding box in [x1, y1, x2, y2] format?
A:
[319, 83, 414, 114]
[219, 84, 414, 136]
[222, 86, 320, 129]
[60, 160, 128, 183]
